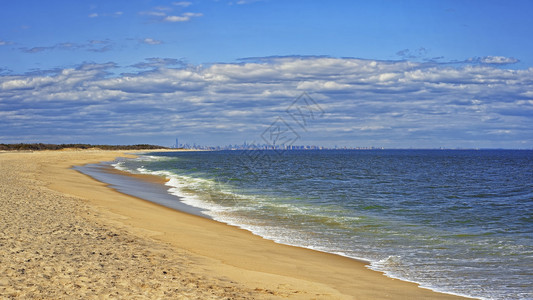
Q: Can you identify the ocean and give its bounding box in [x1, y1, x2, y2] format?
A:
[83, 150, 532, 299]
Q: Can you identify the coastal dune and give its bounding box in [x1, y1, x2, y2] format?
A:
[0, 150, 470, 299]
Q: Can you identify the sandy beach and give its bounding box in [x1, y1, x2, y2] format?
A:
[0, 150, 471, 299]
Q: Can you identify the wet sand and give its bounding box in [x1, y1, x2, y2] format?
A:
[0, 150, 471, 299]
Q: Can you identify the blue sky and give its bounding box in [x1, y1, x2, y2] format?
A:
[1, 0, 532, 148]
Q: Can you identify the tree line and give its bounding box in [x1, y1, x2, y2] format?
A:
[0, 143, 168, 151]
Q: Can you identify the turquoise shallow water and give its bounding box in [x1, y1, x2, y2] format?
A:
[112, 150, 532, 300]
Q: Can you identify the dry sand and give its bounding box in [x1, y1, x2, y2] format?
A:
[0, 150, 471, 299]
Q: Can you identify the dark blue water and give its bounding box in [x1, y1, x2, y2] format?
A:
[115, 150, 533, 299]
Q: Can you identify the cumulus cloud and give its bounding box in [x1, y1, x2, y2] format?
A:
[141, 38, 163, 45]
[164, 12, 203, 22]
[467, 56, 519, 65]
[163, 15, 190, 22]
[1, 57, 532, 147]
[140, 5, 202, 23]
[131, 58, 185, 69]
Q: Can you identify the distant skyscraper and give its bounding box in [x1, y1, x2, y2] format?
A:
[175, 138, 179, 148]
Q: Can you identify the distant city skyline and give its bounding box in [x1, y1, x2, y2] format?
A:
[171, 141, 387, 151]
[169, 139, 527, 151]
[1, 1, 532, 148]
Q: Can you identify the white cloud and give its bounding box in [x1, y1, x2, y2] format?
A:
[88, 11, 123, 18]
[141, 38, 163, 45]
[164, 12, 203, 22]
[480, 56, 519, 64]
[164, 15, 189, 22]
[1, 57, 532, 147]
[467, 56, 519, 65]
[140, 5, 203, 23]
[183, 12, 202, 17]
[132, 58, 185, 69]
[1, 77, 54, 90]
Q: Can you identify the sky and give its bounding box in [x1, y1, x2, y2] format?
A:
[1, 0, 532, 148]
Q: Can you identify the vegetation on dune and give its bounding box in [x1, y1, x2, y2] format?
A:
[0, 143, 168, 151]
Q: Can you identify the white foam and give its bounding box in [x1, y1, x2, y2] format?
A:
[111, 161, 129, 171]
[111, 158, 505, 300]
[136, 155, 173, 162]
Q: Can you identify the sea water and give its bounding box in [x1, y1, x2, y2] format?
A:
[111, 150, 532, 299]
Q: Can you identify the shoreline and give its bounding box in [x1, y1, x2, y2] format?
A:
[74, 161, 209, 218]
[1, 150, 472, 299]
